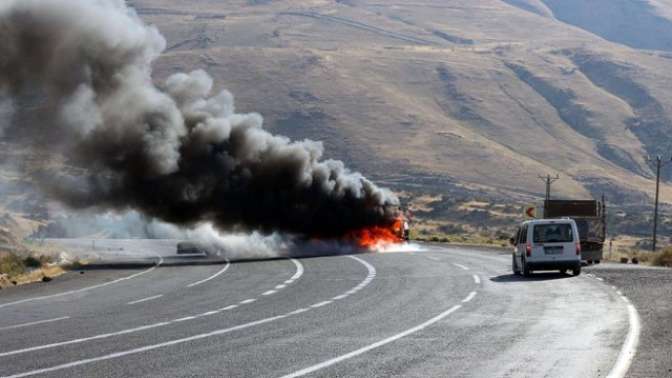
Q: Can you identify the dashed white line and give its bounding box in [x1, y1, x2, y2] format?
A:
[239, 299, 256, 305]
[472, 274, 481, 284]
[0, 317, 70, 332]
[127, 295, 163, 305]
[262, 290, 277, 296]
[452, 263, 469, 271]
[1, 255, 377, 378]
[0, 257, 303, 359]
[278, 305, 464, 378]
[186, 261, 230, 288]
[0, 256, 164, 309]
[310, 301, 332, 308]
[462, 291, 477, 303]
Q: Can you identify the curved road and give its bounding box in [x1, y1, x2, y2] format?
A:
[0, 240, 634, 377]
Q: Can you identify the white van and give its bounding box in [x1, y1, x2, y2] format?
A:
[511, 219, 581, 276]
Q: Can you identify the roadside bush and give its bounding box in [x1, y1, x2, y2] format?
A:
[23, 256, 42, 268]
[652, 248, 672, 267]
[0, 254, 26, 277]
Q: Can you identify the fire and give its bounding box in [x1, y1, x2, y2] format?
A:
[348, 216, 404, 249]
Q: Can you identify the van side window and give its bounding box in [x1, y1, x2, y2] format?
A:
[520, 225, 527, 244]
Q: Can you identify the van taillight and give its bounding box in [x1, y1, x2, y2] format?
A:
[576, 242, 581, 255]
[526, 243, 532, 257]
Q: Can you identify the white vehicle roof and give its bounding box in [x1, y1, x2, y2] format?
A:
[521, 218, 576, 225]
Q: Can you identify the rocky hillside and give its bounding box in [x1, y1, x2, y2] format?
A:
[117, 0, 672, 209]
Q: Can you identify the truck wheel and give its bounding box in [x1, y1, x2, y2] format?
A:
[572, 265, 581, 276]
[513, 255, 521, 275]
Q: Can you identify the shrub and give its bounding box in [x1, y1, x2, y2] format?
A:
[0, 254, 26, 277]
[23, 256, 42, 268]
[652, 248, 672, 267]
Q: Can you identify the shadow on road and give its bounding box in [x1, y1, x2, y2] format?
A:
[490, 272, 573, 283]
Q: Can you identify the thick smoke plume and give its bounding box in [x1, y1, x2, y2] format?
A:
[0, 0, 399, 238]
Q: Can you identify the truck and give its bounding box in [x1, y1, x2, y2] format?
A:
[543, 198, 606, 263]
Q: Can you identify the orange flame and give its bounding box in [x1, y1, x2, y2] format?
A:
[348, 216, 404, 249]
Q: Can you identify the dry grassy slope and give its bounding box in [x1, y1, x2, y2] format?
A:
[134, 0, 672, 205]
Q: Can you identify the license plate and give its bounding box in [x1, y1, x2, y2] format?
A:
[544, 246, 563, 255]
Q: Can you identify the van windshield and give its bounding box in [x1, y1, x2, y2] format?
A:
[533, 224, 573, 243]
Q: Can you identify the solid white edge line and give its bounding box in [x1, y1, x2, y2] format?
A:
[0, 317, 70, 332]
[127, 294, 163, 305]
[0, 255, 164, 309]
[186, 260, 230, 288]
[606, 295, 641, 378]
[452, 263, 469, 271]
[278, 305, 463, 378]
[1, 255, 377, 378]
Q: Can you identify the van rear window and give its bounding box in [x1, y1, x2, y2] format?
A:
[532, 224, 573, 243]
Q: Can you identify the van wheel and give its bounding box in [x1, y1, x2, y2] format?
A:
[572, 265, 581, 276]
[512, 255, 521, 275]
[522, 259, 532, 277]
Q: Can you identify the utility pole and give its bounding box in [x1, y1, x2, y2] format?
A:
[647, 155, 671, 252]
[538, 174, 560, 202]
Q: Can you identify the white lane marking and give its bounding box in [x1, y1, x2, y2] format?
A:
[332, 294, 348, 300]
[289, 258, 304, 281]
[288, 308, 309, 315]
[607, 293, 641, 378]
[0, 256, 164, 309]
[275, 284, 286, 290]
[472, 274, 481, 284]
[310, 301, 332, 308]
[279, 305, 464, 378]
[0, 257, 303, 359]
[0, 317, 70, 332]
[262, 290, 277, 296]
[596, 277, 604, 281]
[462, 291, 477, 303]
[126, 295, 163, 305]
[239, 299, 256, 304]
[1, 255, 377, 377]
[2, 314, 291, 378]
[201, 311, 219, 316]
[452, 263, 469, 271]
[186, 261, 230, 288]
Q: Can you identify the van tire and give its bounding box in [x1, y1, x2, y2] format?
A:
[522, 259, 531, 277]
[512, 255, 521, 275]
[572, 265, 581, 276]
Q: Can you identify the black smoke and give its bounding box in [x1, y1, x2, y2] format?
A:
[0, 0, 399, 238]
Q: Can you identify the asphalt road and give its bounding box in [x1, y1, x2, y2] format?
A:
[0, 240, 637, 377]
